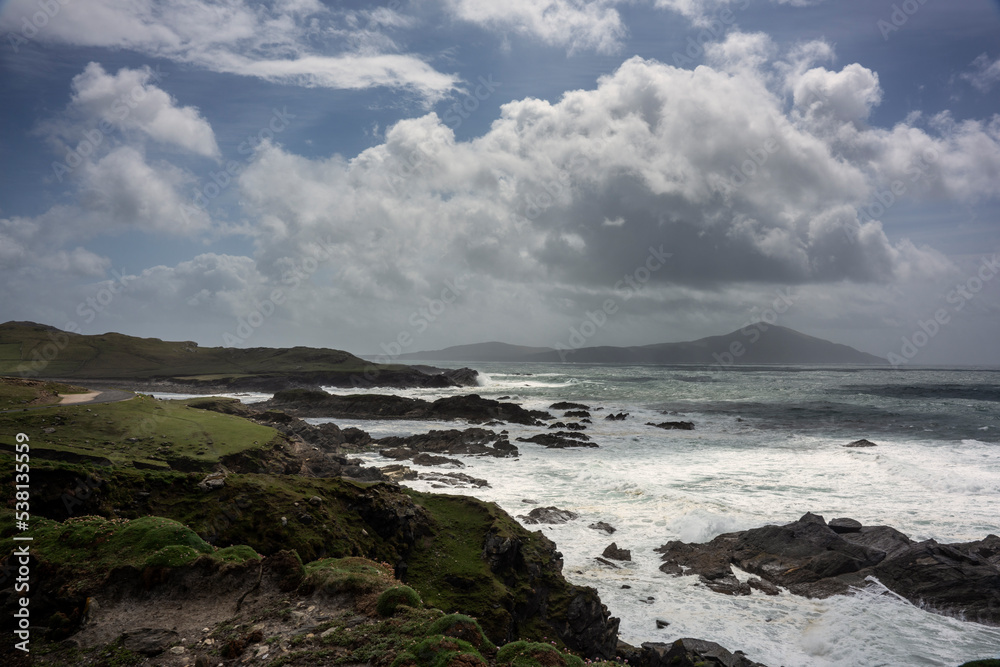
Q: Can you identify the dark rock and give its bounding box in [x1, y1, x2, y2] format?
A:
[829, 518, 863, 533]
[604, 412, 629, 421]
[516, 433, 598, 449]
[379, 447, 417, 461]
[550, 402, 591, 410]
[261, 390, 551, 424]
[565, 410, 591, 418]
[548, 422, 568, 429]
[602, 543, 632, 561]
[655, 513, 1000, 626]
[298, 513, 314, 525]
[380, 464, 417, 482]
[655, 619, 670, 629]
[411, 453, 464, 467]
[747, 577, 780, 595]
[646, 421, 695, 430]
[419, 471, 490, 488]
[441, 367, 480, 387]
[595, 557, 620, 569]
[122, 628, 179, 656]
[642, 638, 768, 667]
[589, 521, 616, 535]
[517, 506, 580, 525]
[700, 575, 751, 596]
[844, 438, 878, 447]
[376, 428, 518, 459]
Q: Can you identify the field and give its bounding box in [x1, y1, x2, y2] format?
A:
[0, 394, 278, 468]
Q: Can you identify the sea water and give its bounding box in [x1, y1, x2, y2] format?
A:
[314, 363, 1000, 667]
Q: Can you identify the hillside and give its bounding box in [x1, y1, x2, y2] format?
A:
[0, 321, 476, 389]
[398, 325, 885, 365]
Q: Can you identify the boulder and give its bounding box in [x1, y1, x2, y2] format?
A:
[517, 433, 598, 449]
[380, 464, 417, 482]
[604, 412, 629, 421]
[412, 453, 464, 467]
[419, 471, 490, 489]
[828, 517, 863, 534]
[844, 438, 878, 447]
[646, 421, 695, 430]
[550, 402, 591, 410]
[517, 506, 580, 525]
[589, 521, 616, 535]
[641, 639, 768, 667]
[602, 543, 632, 561]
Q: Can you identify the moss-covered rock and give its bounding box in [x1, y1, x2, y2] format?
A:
[377, 585, 423, 616]
[0, 451, 618, 659]
[392, 634, 488, 667]
[427, 614, 496, 654]
[303, 557, 397, 596]
[496, 640, 585, 667]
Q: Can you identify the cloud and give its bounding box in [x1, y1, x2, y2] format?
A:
[228, 46, 994, 335]
[962, 53, 1000, 93]
[60, 63, 219, 158]
[0, 0, 459, 101]
[444, 0, 627, 54]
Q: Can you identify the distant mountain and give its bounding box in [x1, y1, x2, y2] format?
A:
[397, 342, 555, 362]
[399, 326, 885, 365]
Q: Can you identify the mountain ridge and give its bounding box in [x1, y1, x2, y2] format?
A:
[397, 325, 885, 365]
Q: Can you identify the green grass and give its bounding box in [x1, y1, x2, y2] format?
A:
[0, 321, 405, 380]
[0, 377, 90, 407]
[0, 394, 279, 468]
[0, 512, 221, 591]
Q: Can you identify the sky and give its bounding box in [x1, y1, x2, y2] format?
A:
[0, 0, 998, 366]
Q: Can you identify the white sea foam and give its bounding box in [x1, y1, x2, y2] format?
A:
[340, 363, 1000, 666]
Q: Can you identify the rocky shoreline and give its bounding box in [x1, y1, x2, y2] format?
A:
[3, 385, 998, 667]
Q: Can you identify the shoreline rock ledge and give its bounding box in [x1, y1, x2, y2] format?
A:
[656, 512, 1000, 626]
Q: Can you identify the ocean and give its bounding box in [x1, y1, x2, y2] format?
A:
[314, 363, 1000, 667]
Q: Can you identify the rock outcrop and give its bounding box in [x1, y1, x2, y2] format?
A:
[262, 390, 552, 425]
[656, 512, 1000, 625]
[517, 506, 580, 525]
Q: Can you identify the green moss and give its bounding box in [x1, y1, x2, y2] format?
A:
[0, 514, 212, 591]
[143, 544, 204, 568]
[392, 635, 487, 667]
[377, 586, 423, 617]
[304, 557, 397, 596]
[496, 641, 584, 667]
[212, 544, 262, 564]
[426, 614, 495, 653]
